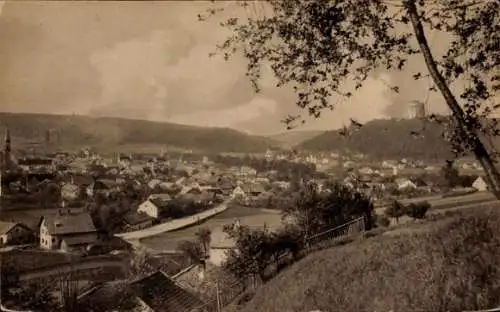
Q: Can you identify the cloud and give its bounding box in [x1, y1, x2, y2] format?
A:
[169, 97, 279, 128]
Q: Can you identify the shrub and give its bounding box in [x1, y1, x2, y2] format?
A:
[374, 215, 391, 227]
[406, 201, 430, 219]
[384, 200, 406, 223]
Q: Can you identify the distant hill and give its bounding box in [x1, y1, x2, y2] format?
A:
[298, 118, 459, 160]
[268, 130, 325, 149]
[0, 112, 278, 154]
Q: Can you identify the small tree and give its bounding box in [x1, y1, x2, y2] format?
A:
[440, 161, 461, 188]
[222, 224, 272, 282]
[177, 240, 204, 265]
[385, 200, 406, 224]
[406, 201, 430, 219]
[195, 227, 212, 258]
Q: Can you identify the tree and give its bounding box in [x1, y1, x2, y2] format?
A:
[177, 240, 204, 265]
[195, 227, 212, 258]
[204, 0, 500, 198]
[440, 160, 461, 188]
[385, 200, 406, 224]
[283, 182, 374, 238]
[222, 224, 273, 282]
[406, 201, 430, 219]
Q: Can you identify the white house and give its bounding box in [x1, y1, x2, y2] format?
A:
[231, 186, 246, 199]
[395, 178, 417, 191]
[39, 211, 98, 252]
[137, 194, 172, 219]
[472, 176, 488, 192]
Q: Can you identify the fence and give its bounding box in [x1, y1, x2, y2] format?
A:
[304, 216, 367, 250]
[196, 217, 369, 312]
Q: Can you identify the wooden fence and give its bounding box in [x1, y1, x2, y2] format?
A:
[305, 216, 367, 249]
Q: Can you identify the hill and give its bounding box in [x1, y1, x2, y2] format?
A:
[239, 206, 500, 312]
[0, 112, 277, 154]
[298, 118, 457, 160]
[267, 130, 325, 149]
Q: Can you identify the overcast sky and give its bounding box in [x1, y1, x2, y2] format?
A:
[0, 0, 468, 135]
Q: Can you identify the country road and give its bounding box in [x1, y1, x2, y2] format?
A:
[115, 200, 230, 241]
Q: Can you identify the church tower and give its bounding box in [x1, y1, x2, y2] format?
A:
[2, 129, 11, 170]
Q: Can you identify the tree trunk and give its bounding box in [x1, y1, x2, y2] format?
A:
[405, 0, 500, 199]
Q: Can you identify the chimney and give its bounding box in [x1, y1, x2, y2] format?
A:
[198, 259, 206, 281]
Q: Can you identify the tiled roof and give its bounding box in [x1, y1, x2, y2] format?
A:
[131, 271, 206, 312]
[123, 212, 155, 226]
[43, 212, 97, 236]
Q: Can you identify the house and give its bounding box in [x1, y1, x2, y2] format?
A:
[0, 221, 34, 246]
[86, 179, 119, 197]
[231, 186, 246, 199]
[174, 260, 242, 303]
[131, 271, 206, 312]
[242, 183, 266, 197]
[472, 176, 488, 192]
[395, 178, 417, 191]
[122, 211, 155, 231]
[118, 155, 132, 168]
[39, 211, 98, 252]
[138, 194, 172, 219]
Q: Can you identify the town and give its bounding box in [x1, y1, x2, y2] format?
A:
[0, 122, 494, 311]
[2, 0, 499, 311]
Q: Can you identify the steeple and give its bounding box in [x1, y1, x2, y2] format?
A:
[4, 129, 11, 154]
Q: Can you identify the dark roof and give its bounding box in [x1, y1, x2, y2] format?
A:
[0, 221, 18, 235]
[131, 271, 206, 312]
[123, 211, 155, 226]
[61, 234, 97, 247]
[94, 179, 117, 189]
[149, 194, 172, 208]
[42, 212, 97, 236]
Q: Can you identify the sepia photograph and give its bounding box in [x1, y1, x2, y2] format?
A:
[0, 0, 499, 311]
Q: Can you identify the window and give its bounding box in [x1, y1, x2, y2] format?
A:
[52, 238, 55, 243]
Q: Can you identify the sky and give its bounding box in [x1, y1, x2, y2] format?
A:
[0, 0, 485, 135]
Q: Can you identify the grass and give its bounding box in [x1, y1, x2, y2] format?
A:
[237, 204, 500, 312]
[140, 206, 282, 251]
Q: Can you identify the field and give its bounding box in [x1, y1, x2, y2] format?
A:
[140, 206, 284, 251]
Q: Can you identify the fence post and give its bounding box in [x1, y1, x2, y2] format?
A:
[215, 280, 221, 312]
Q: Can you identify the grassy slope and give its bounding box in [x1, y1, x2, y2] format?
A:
[239, 205, 500, 312]
[0, 112, 277, 153]
[298, 118, 454, 160]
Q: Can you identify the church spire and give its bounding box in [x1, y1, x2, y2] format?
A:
[4, 129, 11, 154]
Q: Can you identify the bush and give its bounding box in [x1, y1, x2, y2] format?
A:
[375, 215, 391, 227]
[240, 206, 500, 312]
[384, 200, 406, 223]
[406, 201, 430, 219]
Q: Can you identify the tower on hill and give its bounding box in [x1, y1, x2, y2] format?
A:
[408, 100, 426, 119]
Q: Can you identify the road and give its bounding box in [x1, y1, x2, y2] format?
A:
[115, 200, 231, 241]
